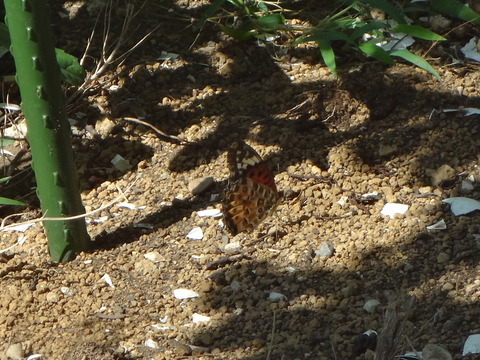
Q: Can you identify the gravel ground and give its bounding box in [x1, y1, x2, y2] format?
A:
[1, 1, 480, 359]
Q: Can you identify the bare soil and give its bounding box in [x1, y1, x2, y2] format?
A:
[1, 1, 480, 359]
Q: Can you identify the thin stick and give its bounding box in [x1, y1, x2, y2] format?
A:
[266, 310, 277, 360]
[0, 174, 142, 231]
[120, 117, 186, 144]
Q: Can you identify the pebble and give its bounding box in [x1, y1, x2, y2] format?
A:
[427, 164, 456, 186]
[437, 252, 450, 263]
[94, 117, 116, 136]
[188, 176, 214, 195]
[144, 251, 166, 263]
[173, 288, 199, 299]
[422, 344, 452, 360]
[144, 339, 159, 349]
[5, 343, 23, 360]
[363, 299, 381, 313]
[46, 292, 59, 303]
[173, 343, 192, 356]
[315, 242, 335, 257]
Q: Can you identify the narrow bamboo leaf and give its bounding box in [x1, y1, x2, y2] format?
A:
[359, 42, 394, 64]
[0, 176, 11, 184]
[432, 0, 480, 24]
[318, 40, 337, 75]
[55, 48, 86, 86]
[0, 196, 27, 206]
[393, 24, 446, 41]
[196, 0, 227, 29]
[329, 18, 358, 29]
[360, 0, 407, 24]
[351, 21, 388, 40]
[0, 23, 9, 48]
[227, 0, 244, 7]
[256, 1, 268, 12]
[219, 24, 255, 41]
[254, 13, 285, 31]
[390, 49, 441, 79]
[299, 30, 354, 45]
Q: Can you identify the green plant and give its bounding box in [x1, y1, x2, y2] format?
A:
[0, 176, 27, 206]
[5, 0, 90, 262]
[0, 22, 86, 86]
[200, 0, 449, 78]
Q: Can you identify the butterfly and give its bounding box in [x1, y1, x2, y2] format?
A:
[222, 141, 280, 235]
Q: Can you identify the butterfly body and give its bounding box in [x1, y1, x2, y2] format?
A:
[223, 141, 280, 235]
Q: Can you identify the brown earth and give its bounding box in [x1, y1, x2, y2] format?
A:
[1, 1, 480, 359]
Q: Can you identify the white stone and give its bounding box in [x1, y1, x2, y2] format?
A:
[174, 288, 199, 299]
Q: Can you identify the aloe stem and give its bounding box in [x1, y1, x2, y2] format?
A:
[4, 0, 90, 262]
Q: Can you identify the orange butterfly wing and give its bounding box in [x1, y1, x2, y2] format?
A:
[223, 142, 279, 235]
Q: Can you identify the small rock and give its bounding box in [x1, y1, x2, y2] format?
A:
[378, 143, 398, 157]
[381, 203, 409, 218]
[46, 292, 59, 303]
[111, 154, 131, 172]
[186, 227, 203, 240]
[418, 186, 432, 194]
[437, 252, 449, 264]
[266, 225, 287, 237]
[173, 288, 199, 299]
[192, 313, 210, 323]
[173, 343, 192, 356]
[144, 339, 159, 349]
[230, 281, 241, 291]
[426, 219, 447, 230]
[461, 179, 474, 193]
[224, 242, 241, 252]
[196, 209, 222, 218]
[188, 176, 214, 195]
[198, 333, 213, 346]
[315, 242, 335, 257]
[95, 117, 116, 137]
[422, 344, 452, 360]
[427, 164, 456, 187]
[268, 292, 287, 302]
[144, 251, 166, 263]
[60, 287, 75, 296]
[430, 15, 451, 33]
[363, 299, 381, 313]
[6, 343, 23, 360]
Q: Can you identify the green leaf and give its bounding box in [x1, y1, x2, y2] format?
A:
[297, 30, 354, 46]
[328, 17, 358, 30]
[0, 176, 11, 184]
[55, 48, 86, 86]
[318, 40, 337, 75]
[359, 0, 407, 24]
[390, 49, 441, 79]
[227, 0, 244, 8]
[196, 0, 227, 29]
[393, 24, 446, 41]
[359, 42, 394, 64]
[1, 22, 85, 85]
[219, 24, 255, 41]
[256, 1, 268, 12]
[254, 13, 285, 31]
[351, 21, 388, 40]
[432, 0, 480, 24]
[0, 196, 26, 206]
